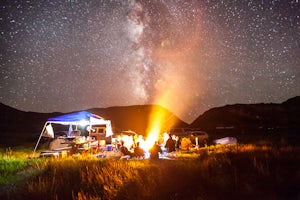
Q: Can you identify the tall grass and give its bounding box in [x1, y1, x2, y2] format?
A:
[0, 148, 43, 183]
[0, 148, 27, 180]
[0, 147, 49, 200]
[1, 145, 300, 200]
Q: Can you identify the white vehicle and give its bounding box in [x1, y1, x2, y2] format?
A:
[213, 137, 237, 145]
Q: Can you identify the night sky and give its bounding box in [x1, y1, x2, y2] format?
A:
[1, 0, 299, 123]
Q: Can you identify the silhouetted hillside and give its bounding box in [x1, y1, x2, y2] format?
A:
[1, 96, 299, 146]
[0, 103, 187, 146]
[88, 105, 188, 134]
[0, 103, 60, 133]
[0, 103, 61, 146]
[190, 96, 300, 135]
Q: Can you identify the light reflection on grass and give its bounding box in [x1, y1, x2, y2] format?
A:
[0, 144, 299, 200]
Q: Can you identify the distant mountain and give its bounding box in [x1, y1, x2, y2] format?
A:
[190, 96, 300, 134]
[1, 96, 299, 146]
[0, 103, 188, 146]
[0, 103, 60, 134]
[87, 105, 188, 134]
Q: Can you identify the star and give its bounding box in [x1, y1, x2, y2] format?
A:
[0, 0, 299, 123]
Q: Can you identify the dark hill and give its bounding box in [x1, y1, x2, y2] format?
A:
[190, 96, 300, 137]
[0, 103, 62, 146]
[1, 96, 299, 147]
[0, 103, 60, 134]
[0, 103, 187, 146]
[88, 105, 188, 134]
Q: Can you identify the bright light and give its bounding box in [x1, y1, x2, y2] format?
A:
[143, 128, 159, 151]
[121, 135, 134, 150]
[78, 120, 89, 126]
[163, 132, 169, 144]
[143, 105, 172, 151]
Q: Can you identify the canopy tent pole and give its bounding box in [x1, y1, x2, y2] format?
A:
[32, 122, 48, 157]
[88, 119, 91, 136]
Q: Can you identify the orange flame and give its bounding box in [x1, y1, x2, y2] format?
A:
[144, 102, 177, 151]
[144, 109, 165, 151]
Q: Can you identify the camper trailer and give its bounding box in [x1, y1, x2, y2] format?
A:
[89, 125, 112, 144]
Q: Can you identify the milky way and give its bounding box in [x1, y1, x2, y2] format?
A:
[1, 0, 299, 123]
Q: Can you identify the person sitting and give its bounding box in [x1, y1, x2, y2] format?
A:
[120, 141, 133, 157]
[165, 134, 176, 152]
[149, 141, 162, 159]
[133, 142, 144, 158]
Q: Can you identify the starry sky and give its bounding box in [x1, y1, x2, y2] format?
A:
[1, 0, 299, 123]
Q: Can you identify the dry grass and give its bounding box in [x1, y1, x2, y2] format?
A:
[1, 144, 300, 200]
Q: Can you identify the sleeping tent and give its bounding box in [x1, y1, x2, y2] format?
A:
[32, 111, 113, 156]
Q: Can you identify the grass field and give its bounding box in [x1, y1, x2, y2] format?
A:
[1, 143, 299, 200]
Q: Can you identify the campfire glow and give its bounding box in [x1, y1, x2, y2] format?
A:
[143, 119, 161, 151]
[143, 103, 172, 151]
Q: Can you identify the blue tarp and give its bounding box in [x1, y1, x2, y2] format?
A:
[48, 111, 102, 124]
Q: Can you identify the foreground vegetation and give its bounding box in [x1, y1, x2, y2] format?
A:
[1, 144, 299, 200]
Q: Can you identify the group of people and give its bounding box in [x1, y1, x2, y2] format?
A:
[119, 134, 176, 159]
[119, 141, 145, 158]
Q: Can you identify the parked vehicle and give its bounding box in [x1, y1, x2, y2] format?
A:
[169, 128, 209, 146]
[186, 130, 209, 146]
[213, 137, 237, 145]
